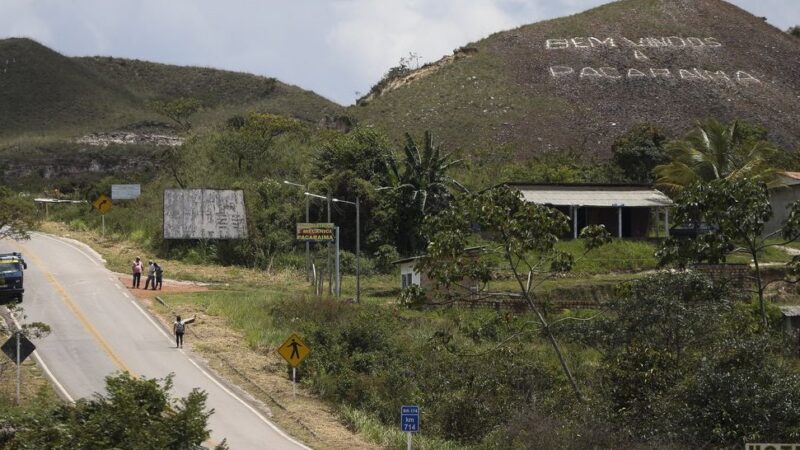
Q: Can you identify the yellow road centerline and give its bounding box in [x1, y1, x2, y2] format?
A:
[18, 242, 136, 376]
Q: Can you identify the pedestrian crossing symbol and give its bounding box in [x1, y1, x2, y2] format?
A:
[277, 333, 310, 367]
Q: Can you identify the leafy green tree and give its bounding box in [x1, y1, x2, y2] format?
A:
[789, 26, 800, 38]
[378, 131, 466, 254]
[148, 97, 202, 131]
[310, 128, 393, 252]
[680, 334, 800, 445]
[599, 272, 733, 438]
[595, 271, 800, 446]
[657, 178, 800, 325]
[1, 372, 226, 449]
[654, 119, 777, 191]
[219, 113, 305, 174]
[0, 186, 38, 240]
[611, 123, 670, 183]
[420, 186, 611, 401]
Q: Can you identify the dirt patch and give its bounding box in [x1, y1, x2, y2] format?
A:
[117, 274, 209, 301]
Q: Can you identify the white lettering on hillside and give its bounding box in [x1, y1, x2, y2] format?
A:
[546, 36, 721, 50]
[544, 36, 760, 85]
[549, 66, 760, 83]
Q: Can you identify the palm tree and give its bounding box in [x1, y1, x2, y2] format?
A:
[654, 119, 777, 191]
[384, 131, 467, 213]
[379, 131, 467, 253]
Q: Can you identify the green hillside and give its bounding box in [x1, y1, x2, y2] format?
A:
[0, 38, 143, 139]
[0, 38, 343, 141]
[350, 0, 800, 159]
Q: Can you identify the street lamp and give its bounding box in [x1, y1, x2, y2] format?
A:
[304, 191, 333, 295]
[332, 196, 361, 303]
[284, 180, 310, 280]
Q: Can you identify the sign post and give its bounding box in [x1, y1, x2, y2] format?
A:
[2, 331, 36, 405]
[92, 194, 113, 236]
[401, 405, 420, 450]
[335, 226, 340, 297]
[277, 333, 311, 398]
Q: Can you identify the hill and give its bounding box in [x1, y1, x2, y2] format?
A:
[0, 38, 343, 140]
[350, 0, 800, 159]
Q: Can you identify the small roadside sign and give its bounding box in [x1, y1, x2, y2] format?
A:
[92, 194, 113, 214]
[1, 333, 35, 364]
[401, 405, 420, 432]
[296, 223, 335, 242]
[277, 333, 310, 367]
[111, 184, 141, 200]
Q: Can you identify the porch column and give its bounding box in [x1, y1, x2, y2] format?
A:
[664, 207, 670, 237]
[572, 205, 578, 239]
[617, 206, 623, 238]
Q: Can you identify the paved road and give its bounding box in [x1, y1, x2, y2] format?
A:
[1, 233, 309, 450]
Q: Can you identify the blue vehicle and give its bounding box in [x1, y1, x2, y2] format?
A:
[0, 252, 27, 303]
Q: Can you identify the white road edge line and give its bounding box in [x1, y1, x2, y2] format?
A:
[10, 314, 74, 403]
[32, 233, 310, 449]
[35, 233, 102, 267]
[126, 298, 311, 449]
[128, 300, 173, 341]
[186, 357, 313, 450]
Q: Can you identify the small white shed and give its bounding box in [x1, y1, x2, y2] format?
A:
[395, 256, 423, 289]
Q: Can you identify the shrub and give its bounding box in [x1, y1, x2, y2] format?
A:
[372, 244, 400, 274]
[67, 218, 89, 231]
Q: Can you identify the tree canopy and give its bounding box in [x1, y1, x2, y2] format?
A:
[0, 372, 226, 450]
[611, 123, 670, 183]
[654, 119, 777, 191]
[0, 186, 38, 241]
[148, 97, 202, 131]
[657, 178, 800, 325]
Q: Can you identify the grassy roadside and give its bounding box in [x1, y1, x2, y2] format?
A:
[0, 327, 59, 411]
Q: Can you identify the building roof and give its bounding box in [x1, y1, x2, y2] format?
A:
[512, 184, 673, 208]
[779, 305, 800, 317]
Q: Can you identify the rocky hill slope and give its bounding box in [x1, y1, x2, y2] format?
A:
[351, 0, 800, 158]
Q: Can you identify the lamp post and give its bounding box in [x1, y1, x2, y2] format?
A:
[333, 196, 360, 303]
[283, 180, 310, 281]
[304, 192, 333, 295]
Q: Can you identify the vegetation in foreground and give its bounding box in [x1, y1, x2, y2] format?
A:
[0, 373, 227, 450]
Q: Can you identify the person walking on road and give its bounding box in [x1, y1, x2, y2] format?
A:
[173, 315, 196, 348]
[154, 262, 163, 290]
[144, 260, 156, 289]
[131, 257, 143, 288]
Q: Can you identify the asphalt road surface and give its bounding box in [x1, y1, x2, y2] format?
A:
[1, 233, 309, 450]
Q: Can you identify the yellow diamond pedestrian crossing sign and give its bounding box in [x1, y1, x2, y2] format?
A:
[277, 333, 310, 367]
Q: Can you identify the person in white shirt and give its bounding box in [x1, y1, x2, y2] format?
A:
[144, 260, 156, 289]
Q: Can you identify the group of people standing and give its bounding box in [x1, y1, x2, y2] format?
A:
[131, 256, 164, 290]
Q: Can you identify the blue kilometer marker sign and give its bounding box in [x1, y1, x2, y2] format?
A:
[401, 405, 420, 432]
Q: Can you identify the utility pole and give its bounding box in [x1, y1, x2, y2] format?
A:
[283, 180, 311, 281]
[303, 191, 334, 295]
[327, 192, 332, 295]
[332, 196, 361, 303]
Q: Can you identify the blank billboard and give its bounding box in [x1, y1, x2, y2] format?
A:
[163, 189, 247, 239]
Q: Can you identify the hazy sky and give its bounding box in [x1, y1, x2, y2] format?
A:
[0, 0, 796, 105]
